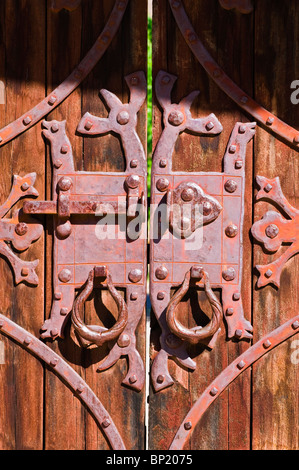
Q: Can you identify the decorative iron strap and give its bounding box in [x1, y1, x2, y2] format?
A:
[0, 0, 128, 147]
[169, 315, 299, 450]
[219, 0, 253, 13]
[169, 0, 299, 149]
[0, 314, 126, 450]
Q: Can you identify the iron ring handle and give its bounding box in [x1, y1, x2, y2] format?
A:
[166, 267, 222, 345]
[71, 267, 128, 347]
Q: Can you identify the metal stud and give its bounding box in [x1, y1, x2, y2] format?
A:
[210, 387, 218, 396]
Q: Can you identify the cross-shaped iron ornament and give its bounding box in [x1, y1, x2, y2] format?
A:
[0, 173, 42, 286]
[251, 176, 299, 288]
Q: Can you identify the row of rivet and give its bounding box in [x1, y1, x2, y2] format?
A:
[154, 265, 238, 282]
[156, 178, 239, 194]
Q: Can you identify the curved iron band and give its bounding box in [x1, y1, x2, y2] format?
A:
[0, 313, 126, 450]
[166, 268, 222, 344]
[169, 315, 299, 450]
[72, 268, 128, 347]
[0, 0, 129, 147]
[169, 0, 299, 149]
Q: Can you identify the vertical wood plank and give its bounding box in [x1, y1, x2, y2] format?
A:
[252, 0, 299, 450]
[0, 0, 45, 450]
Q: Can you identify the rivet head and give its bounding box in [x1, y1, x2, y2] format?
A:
[202, 201, 212, 216]
[0, 320, 4, 328]
[265, 269, 273, 278]
[50, 329, 59, 338]
[77, 384, 85, 394]
[292, 320, 299, 330]
[172, 0, 181, 8]
[21, 182, 30, 191]
[156, 178, 170, 192]
[184, 421, 192, 430]
[54, 160, 63, 169]
[159, 159, 167, 168]
[51, 123, 59, 133]
[157, 375, 165, 384]
[165, 333, 182, 349]
[206, 121, 215, 131]
[181, 188, 194, 202]
[84, 120, 93, 131]
[161, 75, 170, 84]
[54, 292, 62, 301]
[130, 159, 138, 168]
[168, 110, 184, 126]
[126, 174, 140, 189]
[58, 269, 72, 283]
[60, 308, 68, 316]
[266, 116, 274, 125]
[102, 419, 111, 428]
[265, 224, 279, 239]
[237, 360, 246, 370]
[130, 292, 138, 301]
[15, 223, 28, 236]
[239, 125, 246, 134]
[130, 76, 139, 86]
[222, 267, 236, 281]
[128, 269, 142, 283]
[190, 266, 204, 279]
[229, 145, 237, 154]
[23, 337, 32, 346]
[60, 145, 69, 154]
[155, 265, 168, 280]
[235, 160, 243, 169]
[293, 135, 299, 144]
[50, 358, 59, 367]
[226, 307, 234, 316]
[225, 224, 238, 238]
[180, 217, 190, 230]
[21, 267, 29, 277]
[224, 179, 238, 193]
[129, 375, 137, 384]
[23, 116, 32, 126]
[233, 292, 241, 301]
[263, 339, 272, 349]
[58, 176, 72, 192]
[117, 110, 130, 125]
[241, 96, 248, 104]
[157, 291, 165, 300]
[48, 95, 57, 106]
[117, 333, 130, 348]
[210, 387, 218, 397]
[264, 183, 272, 193]
[235, 329, 243, 339]
[187, 32, 197, 43]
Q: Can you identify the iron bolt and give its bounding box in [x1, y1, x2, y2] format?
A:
[100, 34, 110, 44]
[226, 308, 234, 316]
[181, 187, 194, 202]
[266, 116, 274, 125]
[225, 224, 238, 238]
[188, 32, 197, 43]
[54, 292, 62, 301]
[58, 176, 72, 192]
[51, 123, 59, 133]
[210, 387, 218, 396]
[50, 358, 59, 367]
[130, 159, 138, 168]
[126, 174, 140, 189]
[130, 76, 139, 86]
[235, 160, 243, 169]
[77, 384, 85, 394]
[202, 201, 212, 216]
[180, 217, 190, 230]
[172, 0, 181, 8]
[159, 159, 167, 168]
[292, 321, 299, 330]
[184, 421, 192, 430]
[51, 329, 59, 338]
[117, 1, 126, 11]
[229, 145, 237, 153]
[21, 182, 30, 191]
[130, 292, 138, 301]
[23, 116, 32, 126]
[237, 360, 246, 370]
[155, 265, 168, 280]
[222, 267, 236, 281]
[165, 333, 182, 349]
[265, 224, 279, 239]
[206, 121, 215, 131]
[213, 69, 221, 78]
[224, 179, 238, 193]
[129, 375, 137, 384]
[235, 329, 243, 339]
[157, 291, 165, 300]
[233, 292, 241, 301]
[21, 267, 29, 277]
[117, 333, 130, 348]
[239, 125, 246, 134]
[263, 339, 272, 349]
[240, 96, 248, 104]
[15, 223, 28, 236]
[102, 419, 111, 428]
[265, 269, 273, 278]
[58, 268, 72, 283]
[54, 159, 63, 169]
[60, 308, 68, 316]
[168, 110, 184, 126]
[128, 269, 142, 283]
[156, 178, 170, 192]
[84, 120, 93, 131]
[161, 75, 170, 84]
[157, 375, 165, 384]
[264, 183, 272, 193]
[117, 110, 130, 125]
[48, 95, 57, 106]
[293, 135, 299, 144]
[24, 337, 32, 346]
[60, 145, 69, 154]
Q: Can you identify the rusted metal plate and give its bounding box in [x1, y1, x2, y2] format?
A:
[23, 72, 147, 391]
[150, 70, 255, 392]
[168, 0, 299, 149]
[170, 315, 299, 450]
[251, 176, 299, 288]
[0, 313, 126, 450]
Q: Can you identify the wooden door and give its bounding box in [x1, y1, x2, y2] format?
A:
[0, 0, 298, 452]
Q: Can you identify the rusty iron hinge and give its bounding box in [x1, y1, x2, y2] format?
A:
[149, 70, 255, 392]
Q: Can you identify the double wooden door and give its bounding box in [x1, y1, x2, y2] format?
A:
[0, 0, 298, 450]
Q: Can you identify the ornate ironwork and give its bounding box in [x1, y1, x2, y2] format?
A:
[170, 315, 299, 450]
[251, 176, 299, 288]
[150, 70, 255, 392]
[168, 0, 299, 149]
